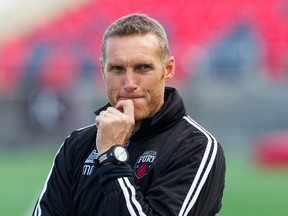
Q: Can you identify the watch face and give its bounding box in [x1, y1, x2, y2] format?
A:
[114, 146, 128, 162]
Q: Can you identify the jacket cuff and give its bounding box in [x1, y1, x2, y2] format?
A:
[97, 163, 133, 185]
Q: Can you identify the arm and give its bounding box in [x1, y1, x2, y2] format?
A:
[98, 140, 225, 216]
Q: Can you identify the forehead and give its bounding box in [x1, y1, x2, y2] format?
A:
[104, 34, 162, 63]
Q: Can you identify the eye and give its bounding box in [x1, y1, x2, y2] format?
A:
[136, 64, 152, 72]
[108, 65, 124, 73]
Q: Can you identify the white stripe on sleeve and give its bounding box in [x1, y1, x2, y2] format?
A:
[123, 177, 146, 216]
[118, 178, 137, 216]
[178, 116, 218, 216]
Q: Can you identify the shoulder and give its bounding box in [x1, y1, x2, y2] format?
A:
[171, 115, 225, 176]
[70, 124, 97, 140]
[60, 124, 96, 157]
[178, 115, 213, 142]
[176, 115, 224, 160]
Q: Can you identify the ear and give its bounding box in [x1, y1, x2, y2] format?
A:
[99, 57, 105, 79]
[165, 56, 175, 81]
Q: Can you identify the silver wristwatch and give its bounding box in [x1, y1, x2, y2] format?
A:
[97, 144, 129, 165]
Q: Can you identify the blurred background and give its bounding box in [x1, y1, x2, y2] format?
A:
[1, 0, 288, 215]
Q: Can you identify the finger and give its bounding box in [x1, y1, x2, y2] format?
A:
[95, 111, 109, 128]
[95, 115, 100, 128]
[115, 99, 134, 117]
[103, 111, 108, 117]
[106, 107, 120, 114]
[99, 110, 109, 117]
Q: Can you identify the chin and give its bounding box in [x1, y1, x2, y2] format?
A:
[134, 114, 144, 122]
[134, 111, 148, 122]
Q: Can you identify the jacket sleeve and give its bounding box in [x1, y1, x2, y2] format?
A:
[32, 136, 75, 216]
[98, 140, 226, 216]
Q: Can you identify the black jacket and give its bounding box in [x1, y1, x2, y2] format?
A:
[33, 87, 225, 216]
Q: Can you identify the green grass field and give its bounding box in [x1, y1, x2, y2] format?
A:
[1, 147, 288, 216]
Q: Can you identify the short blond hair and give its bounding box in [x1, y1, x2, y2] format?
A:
[101, 13, 170, 63]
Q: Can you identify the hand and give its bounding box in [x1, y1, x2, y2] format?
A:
[95, 100, 135, 154]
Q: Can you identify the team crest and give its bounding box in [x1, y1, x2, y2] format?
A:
[134, 151, 157, 178]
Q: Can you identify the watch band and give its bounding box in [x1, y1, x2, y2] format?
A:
[96, 144, 129, 166]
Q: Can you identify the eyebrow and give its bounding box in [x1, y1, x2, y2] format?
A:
[107, 58, 154, 67]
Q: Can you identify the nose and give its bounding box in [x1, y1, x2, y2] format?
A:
[124, 69, 137, 91]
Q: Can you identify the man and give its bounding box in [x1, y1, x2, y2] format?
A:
[33, 13, 225, 216]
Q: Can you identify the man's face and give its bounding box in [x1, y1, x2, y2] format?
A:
[100, 33, 175, 122]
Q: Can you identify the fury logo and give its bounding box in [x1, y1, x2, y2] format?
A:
[134, 150, 157, 179]
[137, 154, 156, 163]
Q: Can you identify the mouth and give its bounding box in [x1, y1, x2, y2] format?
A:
[118, 96, 144, 103]
[119, 96, 143, 100]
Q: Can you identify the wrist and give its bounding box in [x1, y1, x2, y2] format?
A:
[96, 144, 129, 167]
